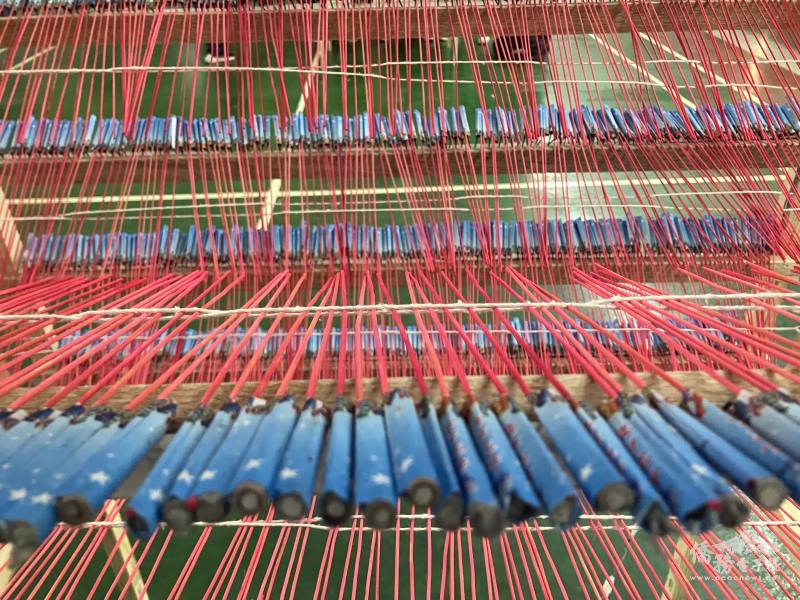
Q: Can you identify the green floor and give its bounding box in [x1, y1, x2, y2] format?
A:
[42, 513, 676, 598]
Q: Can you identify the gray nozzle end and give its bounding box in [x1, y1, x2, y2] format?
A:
[434, 494, 465, 530]
[549, 498, 580, 529]
[407, 478, 440, 510]
[363, 500, 396, 530]
[752, 477, 789, 510]
[719, 494, 750, 528]
[321, 492, 353, 526]
[162, 499, 194, 535]
[642, 503, 675, 537]
[196, 492, 228, 523]
[232, 482, 268, 516]
[7, 520, 37, 566]
[275, 492, 308, 521]
[56, 495, 93, 525]
[469, 502, 505, 538]
[596, 482, 635, 514]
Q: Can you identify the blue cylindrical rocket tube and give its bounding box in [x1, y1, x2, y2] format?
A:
[55, 402, 174, 526]
[189, 403, 265, 523]
[534, 390, 634, 513]
[628, 396, 750, 528]
[651, 391, 787, 511]
[439, 404, 504, 538]
[685, 394, 800, 501]
[160, 404, 235, 532]
[384, 390, 440, 510]
[354, 404, 397, 529]
[229, 396, 299, 515]
[467, 402, 541, 523]
[0, 410, 119, 555]
[126, 408, 208, 538]
[499, 402, 580, 529]
[418, 400, 464, 530]
[272, 399, 328, 520]
[320, 398, 354, 525]
[575, 403, 671, 534]
[607, 406, 720, 532]
[736, 392, 800, 462]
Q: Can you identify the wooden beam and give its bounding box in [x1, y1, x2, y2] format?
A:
[0, 545, 12, 596]
[101, 511, 149, 600]
[1, 369, 797, 419]
[0, 188, 21, 274]
[769, 499, 800, 574]
[0, 141, 792, 197]
[8, 171, 787, 207]
[1, 3, 797, 48]
[659, 537, 696, 600]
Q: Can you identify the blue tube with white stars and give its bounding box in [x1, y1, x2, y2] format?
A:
[166, 407, 233, 499]
[439, 403, 504, 538]
[534, 390, 634, 513]
[126, 408, 208, 538]
[384, 390, 440, 510]
[55, 402, 174, 525]
[189, 403, 268, 522]
[320, 398, 353, 525]
[498, 402, 580, 528]
[0, 409, 55, 465]
[0, 406, 88, 499]
[354, 404, 397, 529]
[0, 412, 123, 556]
[229, 396, 299, 515]
[272, 399, 328, 520]
[467, 402, 541, 523]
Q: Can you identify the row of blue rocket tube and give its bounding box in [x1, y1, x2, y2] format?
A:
[2, 387, 800, 563]
[23, 213, 771, 268]
[55, 316, 730, 361]
[2, 100, 800, 155]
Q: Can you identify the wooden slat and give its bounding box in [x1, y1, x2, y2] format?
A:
[0, 545, 12, 596]
[100, 511, 149, 600]
[0, 188, 21, 272]
[1, 141, 796, 196]
[659, 537, 696, 600]
[770, 499, 800, 574]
